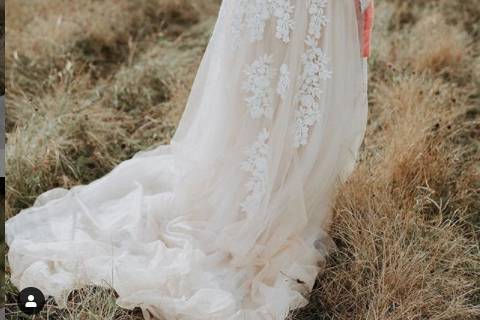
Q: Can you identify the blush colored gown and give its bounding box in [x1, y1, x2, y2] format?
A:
[6, 0, 373, 319]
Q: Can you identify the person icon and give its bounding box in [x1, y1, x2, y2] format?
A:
[18, 287, 45, 315]
[25, 295, 37, 308]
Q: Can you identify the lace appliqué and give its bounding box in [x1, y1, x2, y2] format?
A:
[243, 54, 275, 119]
[240, 129, 271, 216]
[277, 64, 290, 100]
[293, 0, 332, 147]
[231, 0, 247, 49]
[232, 0, 295, 44]
[244, 0, 271, 42]
[272, 0, 295, 42]
[308, 0, 329, 38]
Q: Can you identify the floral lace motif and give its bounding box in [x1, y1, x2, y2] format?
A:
[244, 0, 271, 42]
[277, 64, 290, 100]
[239, 1, 331, 214]
[308, 0, 329, 38]
[293, 0, 332, 147]
[272, 0, 295, 42]
[231, 0, 247, 49]
[243, 54, 275, 119]
[240, 129, 271, 216]
[233, 0, 295, 44]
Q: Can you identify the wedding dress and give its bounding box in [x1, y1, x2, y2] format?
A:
[6, 0, 372, 319]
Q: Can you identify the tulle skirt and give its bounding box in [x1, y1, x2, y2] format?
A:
[6, 0, 368, 319]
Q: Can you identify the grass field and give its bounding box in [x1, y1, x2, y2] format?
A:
[4, 0, 480, 319]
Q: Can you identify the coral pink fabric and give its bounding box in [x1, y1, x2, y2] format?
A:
[363, 1, 374, 57]
[357, 0, 374, 58]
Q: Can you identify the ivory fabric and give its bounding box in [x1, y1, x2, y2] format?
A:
[6, 0, 369, 319]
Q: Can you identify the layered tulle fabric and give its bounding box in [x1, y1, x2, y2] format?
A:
[6, 0, 369, 319]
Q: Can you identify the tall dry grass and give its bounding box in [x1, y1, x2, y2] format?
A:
[4, 0, 217, 218]
[293, 1, 480, 319]
[4, 0, 480, 319]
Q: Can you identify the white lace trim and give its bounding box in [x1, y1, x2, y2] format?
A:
[293, 0, 332, 148]
[277, 64, 290, 100]
[240, 129, 271, 216]
[232, 0, 295, 44]
[243, 54, 275, 119]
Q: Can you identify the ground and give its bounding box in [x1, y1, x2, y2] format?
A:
[3, 0, 480, 319]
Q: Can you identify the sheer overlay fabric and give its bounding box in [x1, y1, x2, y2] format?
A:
[6, 0, 369, 319]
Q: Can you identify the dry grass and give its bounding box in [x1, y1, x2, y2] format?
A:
[4, 0, 480, 319]
[293, 1, 480, 319]
[4, 0, 216, 217]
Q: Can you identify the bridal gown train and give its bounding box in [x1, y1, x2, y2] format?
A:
[6, 0, 371, 319]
